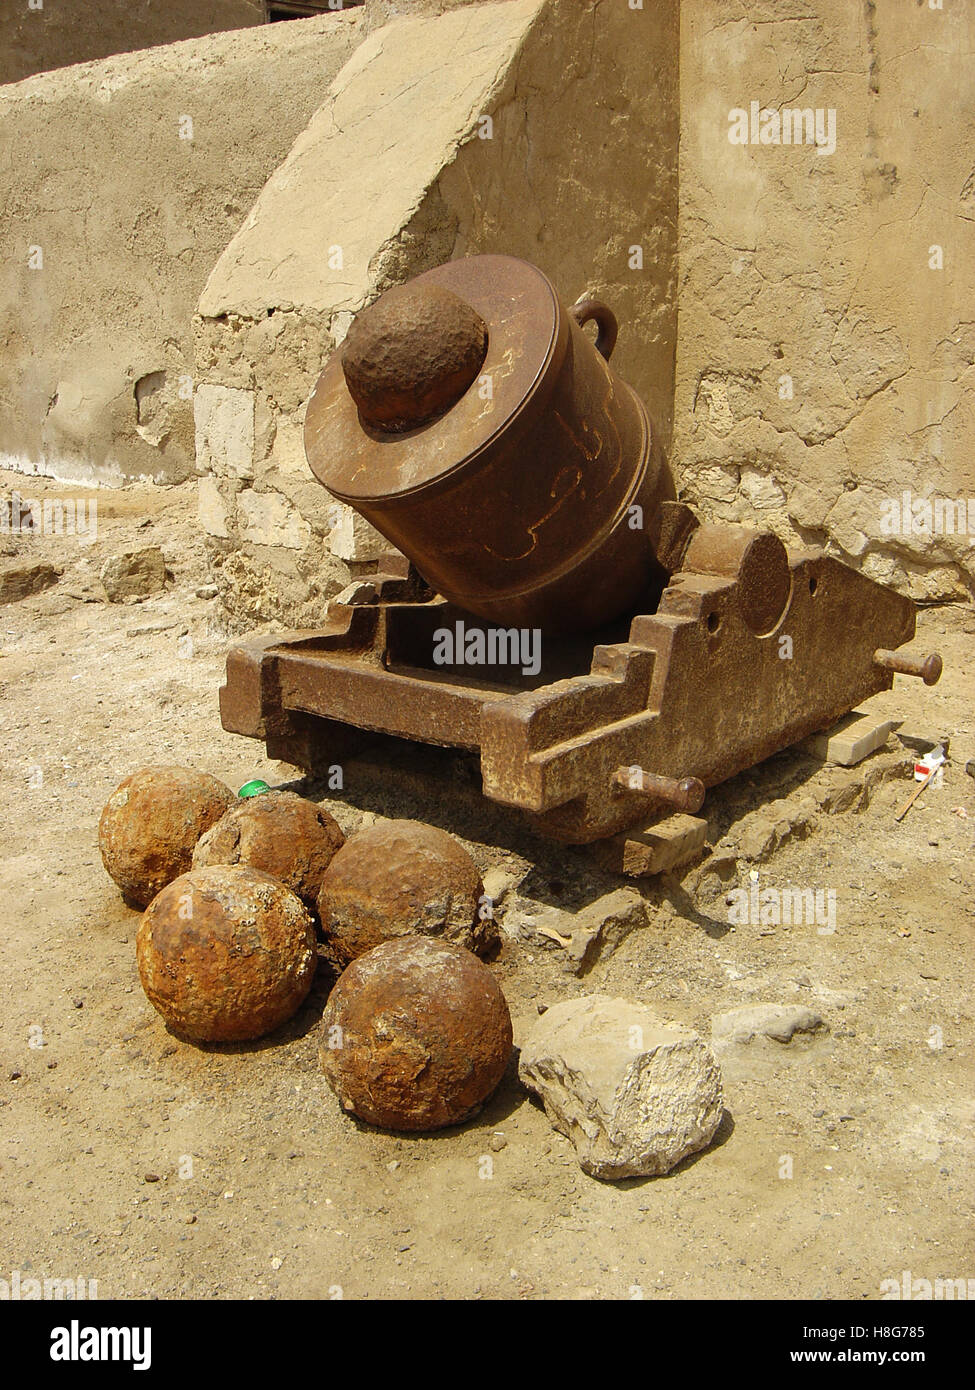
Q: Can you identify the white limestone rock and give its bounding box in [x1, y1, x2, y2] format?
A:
[711, 1003, 827, 1047]
[519, 995, 724, 1180]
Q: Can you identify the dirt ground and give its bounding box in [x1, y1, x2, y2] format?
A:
[1, 469, 972, 1301]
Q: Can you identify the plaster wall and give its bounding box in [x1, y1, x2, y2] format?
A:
[675, 0, 975, 601]
[0, 7, 395, 486]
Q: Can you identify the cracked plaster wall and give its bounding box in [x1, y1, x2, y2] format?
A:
[0, 3, 453, 487]
[194, 0, 679, 626]
[675, 0, 975, 601]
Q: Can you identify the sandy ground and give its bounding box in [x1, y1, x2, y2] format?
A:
[1, 470, 972, 1301]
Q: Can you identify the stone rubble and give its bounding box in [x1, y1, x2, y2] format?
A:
[99, 546, 167, 602]
[711, 1004, 828, 1048]
[0, 560, 61, 604]
[519, 994, 724, 1180]
[505, 888, 648, 976]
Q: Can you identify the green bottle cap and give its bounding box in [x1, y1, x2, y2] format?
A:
[238, 778, 272, 799]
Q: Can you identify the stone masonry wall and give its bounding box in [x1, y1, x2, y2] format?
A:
[675, 0, 975, 602]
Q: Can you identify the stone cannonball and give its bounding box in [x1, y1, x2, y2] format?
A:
[317, 819, 493, 967]
[192, 790, 345, 912]
[99, 766, 235, 907]
[319, 936, 512, 1131]
[136, 865, 317, 1043]
[341, 283, 488, 432]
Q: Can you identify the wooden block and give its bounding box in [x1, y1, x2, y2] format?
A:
[591, 813, 708, 877]
[800, 710, 901, 767]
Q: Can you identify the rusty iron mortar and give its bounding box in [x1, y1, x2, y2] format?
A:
[219, 254, 941, 845]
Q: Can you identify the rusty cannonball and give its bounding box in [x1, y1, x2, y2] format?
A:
[317, 819, 493, 967]
[136, 865, 317, 1042]
[319, 936, 512, 1130]
[341, 283, 488, 433]
[191, 790, 344, 912]
[99, 766, 236, 907]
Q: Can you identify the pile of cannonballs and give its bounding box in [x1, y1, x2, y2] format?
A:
[99, 766, 511, 1131]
